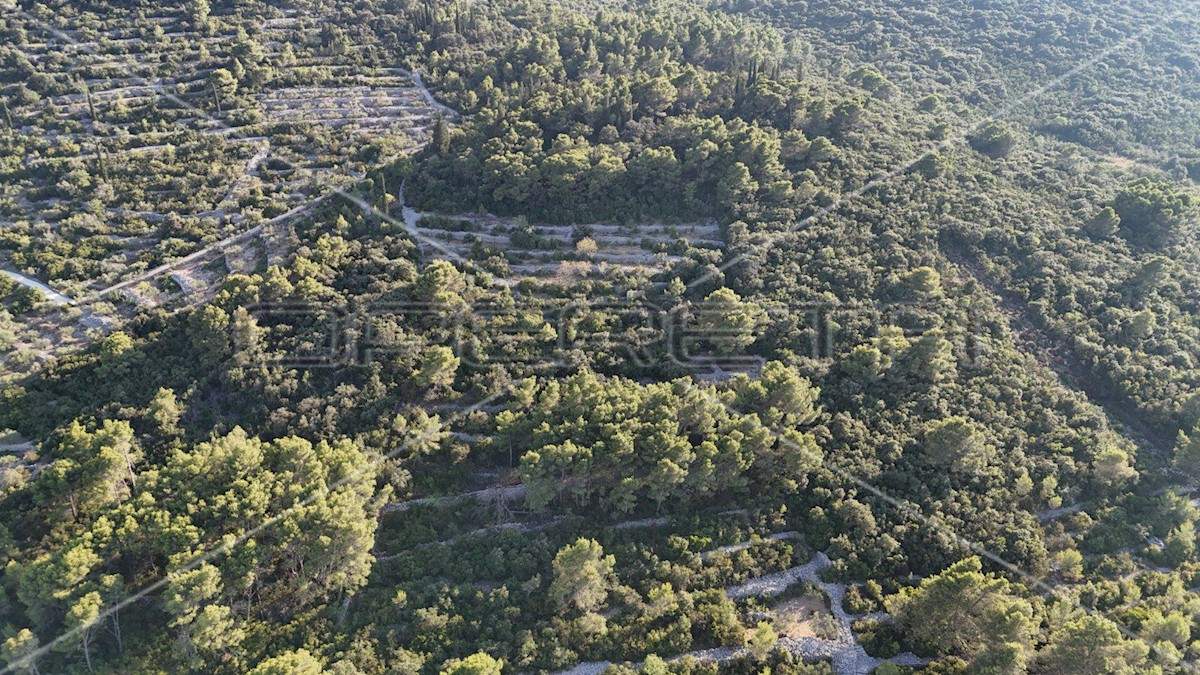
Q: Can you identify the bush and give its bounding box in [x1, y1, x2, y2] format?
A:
[969, 122, 1017, 158]
[853, 619, 901, 659]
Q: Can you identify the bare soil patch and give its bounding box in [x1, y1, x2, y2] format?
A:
[773, 595, 833, 639]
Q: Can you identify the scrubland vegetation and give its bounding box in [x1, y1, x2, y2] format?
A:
[2, 0, 1200, 674]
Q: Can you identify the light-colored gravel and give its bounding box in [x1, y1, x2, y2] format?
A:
[556, 551, 931, 675]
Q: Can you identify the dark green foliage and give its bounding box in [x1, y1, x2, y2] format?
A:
[4, 0, 1200, 673]
[1112, 178, 1198, 248]
[969, 122, 1017, 159]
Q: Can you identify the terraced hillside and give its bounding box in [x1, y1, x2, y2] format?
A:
[0, 2, 448, 378]
[406, 207, 723, 286]
[3, 1, 1200, 675]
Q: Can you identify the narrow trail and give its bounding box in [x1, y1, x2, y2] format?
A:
[2, 52, 461, 382]
[374, 517, 565, 562]
[411, 70, 459, 119]
[559, 551, 929, 675]
[13, 33, 458, 316]
[700, 531, 801, 561]
[214, 140, 271, 210]
[372, 478, 925, 675]
[380, 484, 527, 515]
[93, 197, 323, 301]
[1, 269, 75, 306]
[0, 441, 35, 454]
[939, 239, 1177, 467]
[374, 502, 676, 562]
[1037, 502, 1084, 523]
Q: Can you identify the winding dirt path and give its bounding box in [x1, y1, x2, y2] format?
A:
[1, 269, 75, 306]
[558, 550, 929, 675]
[411, 70, 459, 119]
[92, 197, 323, 301]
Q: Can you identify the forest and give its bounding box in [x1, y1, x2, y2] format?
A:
[1, 0, 1200, 674]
